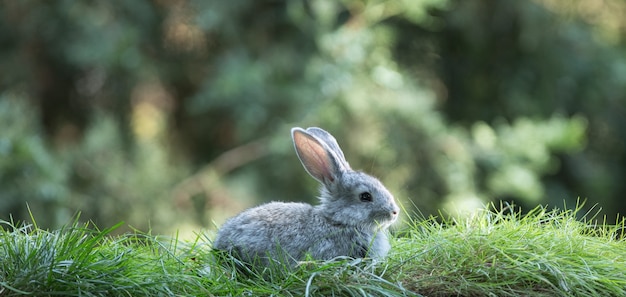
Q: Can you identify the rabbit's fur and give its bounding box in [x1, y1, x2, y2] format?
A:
[212, 127, 399, 267]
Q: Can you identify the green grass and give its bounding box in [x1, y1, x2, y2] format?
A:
[1, 204, 625, 296]
[393, 204, 626, 296]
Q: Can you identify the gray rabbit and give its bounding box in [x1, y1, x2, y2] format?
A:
[212, 127, 399, 267]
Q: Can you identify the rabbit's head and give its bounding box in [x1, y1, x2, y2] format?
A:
[292, 127, 399, 230]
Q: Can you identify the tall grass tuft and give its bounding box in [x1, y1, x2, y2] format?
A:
[0, 216, 211, 296]
[390, 203, 626, 296]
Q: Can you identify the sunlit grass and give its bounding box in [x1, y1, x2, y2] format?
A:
[392, 203, 626, 296]
[0, 217, 210, 296]
[1, 204, 625, 296]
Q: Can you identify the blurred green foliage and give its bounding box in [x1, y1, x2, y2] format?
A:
[0, 0, 624, 232]
[0, 97, 69, 227]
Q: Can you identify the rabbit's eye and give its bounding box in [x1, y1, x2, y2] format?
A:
[359, 192, 373, 202]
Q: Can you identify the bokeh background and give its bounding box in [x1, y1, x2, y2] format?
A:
[1, 0, 625, 235]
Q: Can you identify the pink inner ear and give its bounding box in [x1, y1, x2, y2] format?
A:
[295, 132, 334, 183]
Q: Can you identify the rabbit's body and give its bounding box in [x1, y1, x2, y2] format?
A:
[214, 201, 390, 266]
[213, 127, 398, 267]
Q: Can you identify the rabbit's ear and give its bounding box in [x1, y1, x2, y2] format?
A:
[304, 127, 349, 167]
[292, 127, 349, 184]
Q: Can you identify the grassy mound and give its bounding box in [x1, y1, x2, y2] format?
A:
[1, 204, 624, 296]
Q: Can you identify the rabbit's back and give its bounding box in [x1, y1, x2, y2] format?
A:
[213, 201, 377, 265]
[213, 202, 317, 264]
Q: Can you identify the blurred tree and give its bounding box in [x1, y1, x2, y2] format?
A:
[0, 97, 70, 227]
[0, 0, 624, 232]
[390, 0, 626, 214]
